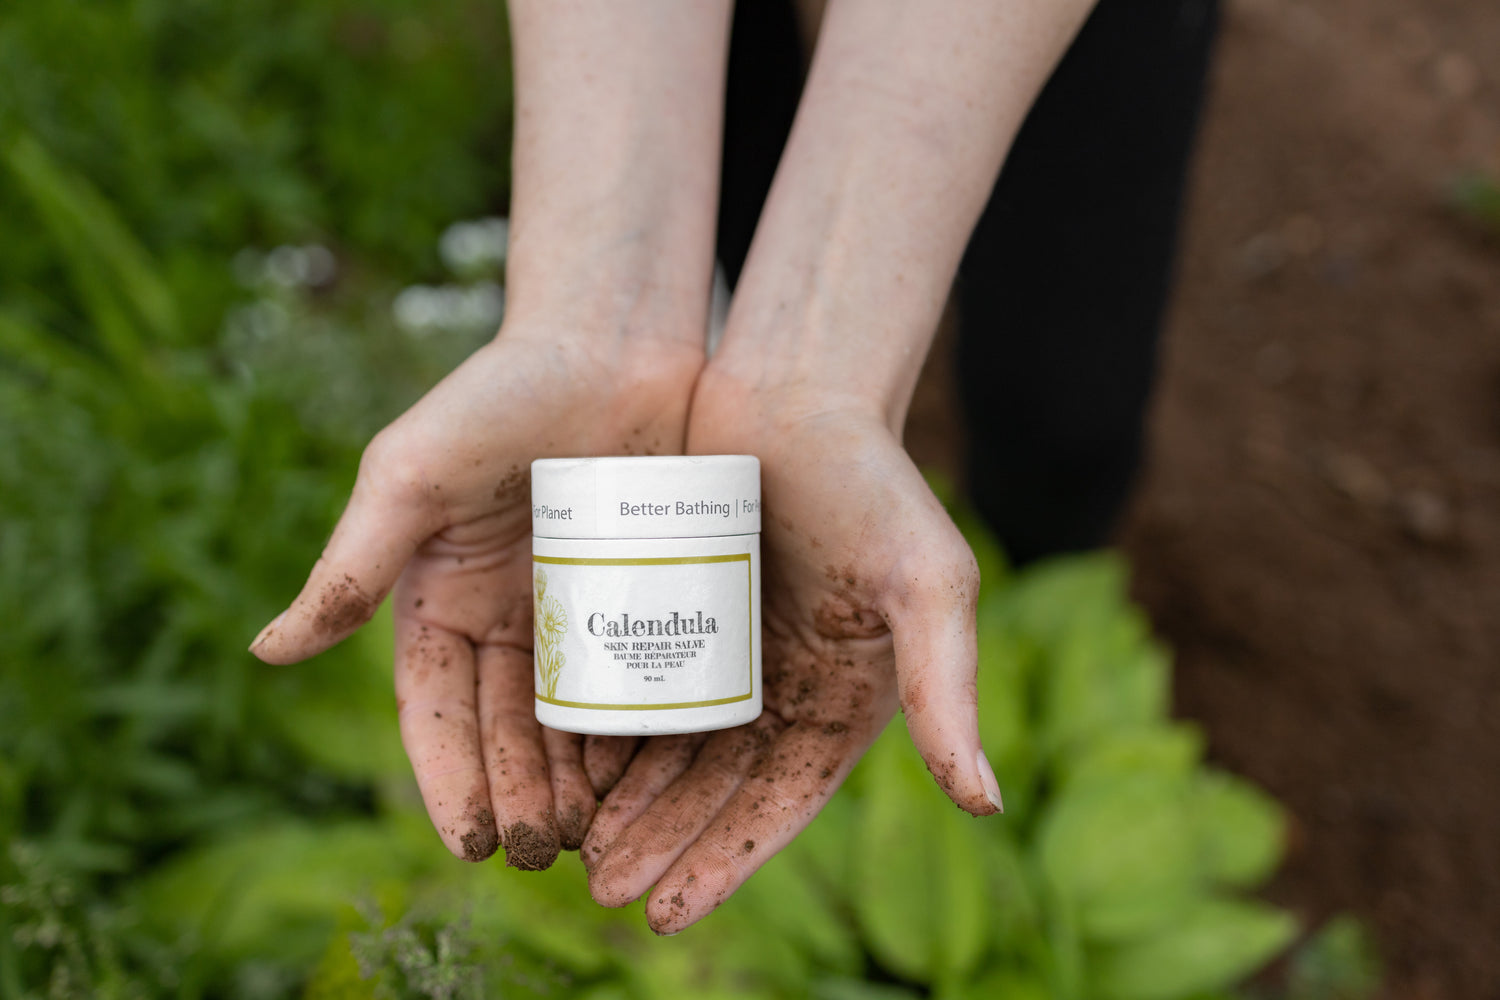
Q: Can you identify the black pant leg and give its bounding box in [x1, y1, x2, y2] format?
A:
[957, 0, 1221, 566]
[717, 0, 804, 288]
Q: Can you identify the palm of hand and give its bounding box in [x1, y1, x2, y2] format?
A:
[252, 330, 701, 867]
[579, 403, 993, 934]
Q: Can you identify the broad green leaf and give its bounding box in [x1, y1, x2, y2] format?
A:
[851, 726, 992, 983]
[975, 596, 1030, 760]
[628, 917, 801, 1000]
[814, 979, 923, 1000]
[1058, 726, 1204, 792]
[936, 968, 1051, 1000]
[1040, 622, 1170, 760]
[132, 820, 433, 966]
[738, 844, 862, 975]
[1192, 771, 1285, 889]
[993, 554, 1129, 647]
[1037, 773, 1202, 942]
[976, 829, 1041, 947]
[787, 783, 859, 902]
[851, 731, 939, 980]
[1042, 880, 1086, 1000]
[459, 855, 620, 977]
[1286, 915, 1381, 1000]
[936, 799, 991, 981]
[1090, 899, 1297, 1000]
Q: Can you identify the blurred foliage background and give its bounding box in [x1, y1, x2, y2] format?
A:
[0, 1, 1385, 998]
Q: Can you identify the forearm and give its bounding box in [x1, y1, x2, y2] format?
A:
[710, 0, 1095, 425]
[503, 0, 732, 348]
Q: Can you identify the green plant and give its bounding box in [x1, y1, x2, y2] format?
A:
[1, 145, 1299, 990]
[0, 0, 514, 339]
[2, 23, 1302, 989]
[0, 130, 483, 996]
[279, 550, 1297, 1000]
[1284, 917, 1382, 1000]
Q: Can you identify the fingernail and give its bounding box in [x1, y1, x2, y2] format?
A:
[976, 749, 1004, 813]
[249, 611, 286, 652]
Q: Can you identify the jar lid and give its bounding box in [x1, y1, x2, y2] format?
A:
[531, 455, 761, 539]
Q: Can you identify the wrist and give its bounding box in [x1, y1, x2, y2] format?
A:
[707, 297, 935, 435]
[502, 234, 711, 359]
[689, 360, 891, 450]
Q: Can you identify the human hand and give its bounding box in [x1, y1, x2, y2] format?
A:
[579, 372, 1001, 933]
[250, 325, 702, 869]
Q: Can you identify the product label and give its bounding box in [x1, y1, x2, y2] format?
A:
[529, 457, 761, 539]
[532, 550, 754, 710]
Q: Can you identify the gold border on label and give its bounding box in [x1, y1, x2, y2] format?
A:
[532, 552, 754, 711]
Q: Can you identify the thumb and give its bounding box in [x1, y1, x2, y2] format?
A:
[250, 443, 442, 665]
[882, 536, 1002, 816]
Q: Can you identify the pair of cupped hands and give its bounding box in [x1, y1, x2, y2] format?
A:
[249, 319, 1002, 936]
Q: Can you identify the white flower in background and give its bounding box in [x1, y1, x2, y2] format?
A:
[393, 281, 504, 336]
[232, 244, 337, 290]
[439, 216, 509, 276]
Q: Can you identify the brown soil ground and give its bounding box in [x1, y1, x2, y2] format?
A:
[908, 0, 1500, 996]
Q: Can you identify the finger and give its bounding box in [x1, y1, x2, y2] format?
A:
[644, 720, 866, 934]
[882, 534, 1001, 816]
[543, 728, 596, 851]
[589, 716, 784, 908]
[581, 733, 707, 871]
[393, 612, 497, 862]
[477, 643, 561, 870]
[584, 735, 643, 798]
[250, 440, 442, 664]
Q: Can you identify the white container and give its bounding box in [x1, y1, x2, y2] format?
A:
[530, 456, 761, 736]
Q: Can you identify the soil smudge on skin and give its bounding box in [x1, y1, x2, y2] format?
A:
[502, 820, 560, 871]
[493, 464, 528, 503]
[558, 802, 587, 852]
[922, 753, 957, 794]
[812, 578, 888, 639]
[459, 798, 498, 862]
[314, 574, 377, 637]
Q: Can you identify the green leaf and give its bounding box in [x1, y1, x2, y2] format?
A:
[1192, 771, 1286, 889]
[936, 968, 1051, 1000]
[814, 979, 924, 1000]
[851, 726, 992, 983]
[1041, 880, 1086, 1000]
[1286, 915, 1382, 1000]
[132, 819, 434, 967]
[3, 132, 181, 360]
[266, 600, 409, 783]
[1090, 899, 1297, 1000]
[1037, 773, 1202, 942]
[786, 785, 858, 901]
[974, 596, 1031, 778]
[0, 309, 107, 383]
[737, 843, 862, 975]
[1058, 726, 1204, 792]
[1040, 621, 1170, 760]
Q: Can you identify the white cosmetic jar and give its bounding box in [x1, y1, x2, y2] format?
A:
[530, 456, 761, 736]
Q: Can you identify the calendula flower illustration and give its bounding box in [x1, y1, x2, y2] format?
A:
[537, 594, 568, 641]
[533, 567, 568, 699]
